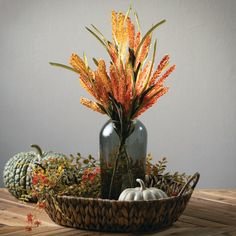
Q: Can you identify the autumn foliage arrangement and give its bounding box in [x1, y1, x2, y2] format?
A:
[50, 7, 175, 141]
[50, 7, 176, 198]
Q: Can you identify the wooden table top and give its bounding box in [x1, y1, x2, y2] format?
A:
[0, 188, 235, 236]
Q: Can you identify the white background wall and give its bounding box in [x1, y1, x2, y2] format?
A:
[0, 0, 235, 188]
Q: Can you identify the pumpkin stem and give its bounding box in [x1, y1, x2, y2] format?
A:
[31, 144, 43, 158]
[136, 178, 146, 191]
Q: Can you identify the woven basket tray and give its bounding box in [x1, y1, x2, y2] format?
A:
[45, 172, 200, 232]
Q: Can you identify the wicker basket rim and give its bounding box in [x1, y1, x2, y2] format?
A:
[53, 189, 192, 203]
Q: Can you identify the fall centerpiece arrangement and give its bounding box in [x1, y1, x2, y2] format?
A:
[4, 149, 197, 231]
[3, 6, 200, 232]
[50, 7, 175, 200]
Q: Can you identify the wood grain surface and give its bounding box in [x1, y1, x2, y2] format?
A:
[0, 188, 235, 235]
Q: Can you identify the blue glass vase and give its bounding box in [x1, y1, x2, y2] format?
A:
[99, 119, 147, 199]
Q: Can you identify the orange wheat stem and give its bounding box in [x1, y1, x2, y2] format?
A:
[116, 12, 127, 50]
[109, 64, 119, 102]
[111, 11, 117, 44]
[124, 63, 133, 113]
[108, 43, 118, 65]
[80, 97, 105, 114]
[133, 87, 169, 118]
[135, 61, 152, 96]
[97, 60, 111, 94]
[69, 53, 89, 78]
[134, 31, 141, 53]
[135, 34, 151, 67]
[94, 72, 109, 107]
[117, 73, 126, 105]
[127, 17, 135, 50]
[156, 65, 176, 86]
[79, 76, 99, 100]
[149, 55, 170, 85]
[110, 65, 119, 101]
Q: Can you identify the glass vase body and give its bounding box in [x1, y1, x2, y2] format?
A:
[99, 119, 147, 199]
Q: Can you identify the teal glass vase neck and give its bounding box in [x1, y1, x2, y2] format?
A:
[99, 119, 147, 199]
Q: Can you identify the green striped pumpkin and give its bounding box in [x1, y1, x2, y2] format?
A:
[3, 144, 66, 201]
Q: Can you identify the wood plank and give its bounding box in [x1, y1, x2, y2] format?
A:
[0, 226, 143, 236]
[0, 198, 55, 226]
[0, 224, 235, 236]
[0, 197, 35, 210]
[173, 219, 196, 228]
[195, 189, 236, 197]
[1, 189, 236, 235]
[193, 190, 236, 205]
[34, 228, 134, 236]
[0, 226, 72, 236]
[0, 189, 56, 225]
[179, 215, 228, 228]
[0, 223, 196, 236]
[187, 199, 236, 217]
[184, 207, 236, 226]
[0, 209, 55, 227]
[155, 226, 236, 236]
[0, 226, 24, 234]
[0, 189, 25, 202]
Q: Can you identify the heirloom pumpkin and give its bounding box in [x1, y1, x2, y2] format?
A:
[118, 178, 168, 201]
[3, 144, 66, 201]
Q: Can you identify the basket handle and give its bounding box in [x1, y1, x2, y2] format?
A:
[178, 172, 200, 196]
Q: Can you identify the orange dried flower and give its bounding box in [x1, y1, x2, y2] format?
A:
[111, 11, 128, 59]
[79, 76, 98, 100]
[26, 213, 33, 224]
[134, 87, 169, 118]
[136, 34, 152, 67]
[127, 17, 135, 49]
[135, 61, 152, 96]
[97, 60, 111, 94]
[150, 55, 170, 85]
[111, 11, 117, 43]
[108, 43, 118, 65]
[69, 53, 88, 78]
[134, 31, 141, 53]
[110, 64, 119, 101]
[94, 72, 109, 106]
[144, 85, 164, 101]
[156, 65, 176, 86]
[116, 12, 126, 46]
[124, 63, 134, 113]
[117, 71, 126, 105]
[80, 97, 105, 114]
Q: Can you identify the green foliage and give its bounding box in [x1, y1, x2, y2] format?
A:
[146, 154, 191, 196]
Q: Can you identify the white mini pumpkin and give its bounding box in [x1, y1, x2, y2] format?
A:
[118, 178, 168, 201]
